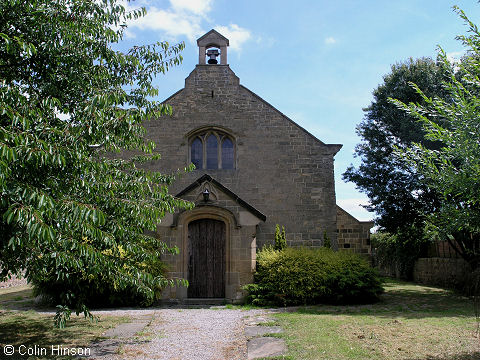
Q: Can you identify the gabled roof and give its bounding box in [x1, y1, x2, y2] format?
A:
[336, 205, 374, 227]
[162, 83, 342, 156]
[176, 174, 266, 221]
[161, 60, 342, 155]
[197, 29, 229, 46]
[239, 84, 343, 155]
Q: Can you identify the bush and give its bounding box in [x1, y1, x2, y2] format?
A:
[32, 243, 170, 308]
[244, 247, 383, 306]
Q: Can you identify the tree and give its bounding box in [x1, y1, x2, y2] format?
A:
[0, 0, 191, 326]
[343, 58, 449, 234]
[342, 58, 453, 278]
[393, 7, 480, 270]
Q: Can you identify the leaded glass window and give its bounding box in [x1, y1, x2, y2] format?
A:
[206, 134, 218, 169]
[191, 137, 203, 169]
[189, 130, 235, 170]
[221, 138, 234, 169]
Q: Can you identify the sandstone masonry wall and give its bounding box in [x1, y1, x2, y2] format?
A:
[336, 206, 373, 255]
[145, 65, 341, 248]
[413, 258, 471, 289]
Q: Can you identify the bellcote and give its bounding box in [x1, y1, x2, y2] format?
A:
[197, 29, 229, 65]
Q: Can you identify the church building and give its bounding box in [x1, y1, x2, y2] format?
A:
[145, 30, 372, 303]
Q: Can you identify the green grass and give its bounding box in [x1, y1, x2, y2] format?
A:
[0, 285, 36, 310]
[0, 285, 129, 359]
[223, 303, 262, 310]
[273, 279, 479, 360]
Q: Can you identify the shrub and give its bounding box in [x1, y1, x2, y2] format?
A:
[274, 224, 287, 250]
[244, 247, 383, 306]
[323, 230, 331, 248]
[32, 243, 169, 308]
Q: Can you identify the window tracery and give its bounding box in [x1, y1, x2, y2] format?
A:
[189, 130, 235, 170]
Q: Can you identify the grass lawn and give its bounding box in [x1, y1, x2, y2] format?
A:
[0, 285, 128, 359]
[272, 279, 480, 360]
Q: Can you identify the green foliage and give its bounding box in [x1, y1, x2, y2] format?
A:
[371, 229, 428, 279]
[53, 305, 72, 330]
[53, 304, 97, 329]
[0, 0, 191, 322]
[244, 247, 383, 306]
[343, 57, 449, 234]
[392, 6, 480, 268]
[32, 242, 171, 308]
[323, 230, 331, 249]
[274, 224, 287, 251]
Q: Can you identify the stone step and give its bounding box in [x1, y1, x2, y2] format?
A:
[182, 298, 226, 305]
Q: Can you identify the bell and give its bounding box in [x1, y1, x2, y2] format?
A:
[206, 49, 219, 64]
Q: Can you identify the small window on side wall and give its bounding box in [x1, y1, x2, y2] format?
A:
[188, 130, 236, 170]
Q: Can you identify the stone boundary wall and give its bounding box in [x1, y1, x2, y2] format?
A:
[376, 261, 402, 279]
[413, 257, 471, 289]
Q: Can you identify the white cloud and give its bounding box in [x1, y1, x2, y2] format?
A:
[128, 6, 204, 40]
[324, 37, 336, 45]
[170, 0, 212, 16]
[446, 51, 463, 64]
[124, 1, 252, 52]
[215, 24, 251, 52]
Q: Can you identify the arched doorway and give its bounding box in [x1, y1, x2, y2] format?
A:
[187, 218, 226, 298]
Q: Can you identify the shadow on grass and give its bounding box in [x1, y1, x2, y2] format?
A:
[0, 312, 83, 346]
[0, 288, 36, 309]
[281, 279, 474, 320]
[424, 352, 480, 360]
[0, 287, 55, 312]
[0, 311, 119, 360]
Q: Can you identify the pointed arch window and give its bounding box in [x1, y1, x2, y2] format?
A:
[206, 134, 218, 169]
[189, 130, 236, 170]
[221, 138, 234, 169]
[191, 137, 203, 169]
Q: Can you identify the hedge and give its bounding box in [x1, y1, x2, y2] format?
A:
[244, 247, 383, 306]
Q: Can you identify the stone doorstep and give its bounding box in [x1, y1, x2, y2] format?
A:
[182, 298, 227, 306]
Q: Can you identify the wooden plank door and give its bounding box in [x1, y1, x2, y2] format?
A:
[187, 219, 226, 298]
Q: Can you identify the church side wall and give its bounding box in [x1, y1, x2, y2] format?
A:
[336, 206, 372, 255]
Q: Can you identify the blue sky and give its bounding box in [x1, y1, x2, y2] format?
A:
[118, 0, 480, 221]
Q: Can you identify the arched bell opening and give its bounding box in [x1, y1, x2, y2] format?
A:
[197, 29, 229, 65]
[206, 47, 221, 65]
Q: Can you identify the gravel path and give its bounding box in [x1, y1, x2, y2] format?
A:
[109, 308, 267, 360]
[0, 279, 268, 359]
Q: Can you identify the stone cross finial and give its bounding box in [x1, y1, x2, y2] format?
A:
[197, 29, 229, 65]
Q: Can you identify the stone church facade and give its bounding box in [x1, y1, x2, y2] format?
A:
[143, 30, 372, 303]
